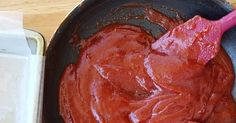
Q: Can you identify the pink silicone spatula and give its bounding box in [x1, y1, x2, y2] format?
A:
[152, 10, 236, 64]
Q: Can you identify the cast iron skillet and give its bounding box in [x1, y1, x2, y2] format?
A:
[44, 0, 236, 122]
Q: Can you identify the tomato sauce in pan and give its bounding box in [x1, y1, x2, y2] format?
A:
[59, 8, 236, 123]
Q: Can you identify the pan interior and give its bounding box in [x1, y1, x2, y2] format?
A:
[44, 0, 236, 122]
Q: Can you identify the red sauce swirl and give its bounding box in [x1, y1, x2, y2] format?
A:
[59, 8, 236, 123]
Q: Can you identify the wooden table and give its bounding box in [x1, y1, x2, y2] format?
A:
[0, 0, 235, 47]
[0, 0, 82, 46]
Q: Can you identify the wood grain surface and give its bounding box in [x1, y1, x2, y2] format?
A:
[0, 0, 82, 46]
[0, 0, 235, 46]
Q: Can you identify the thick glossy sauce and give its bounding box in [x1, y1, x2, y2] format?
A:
[59, 9, 236, 123]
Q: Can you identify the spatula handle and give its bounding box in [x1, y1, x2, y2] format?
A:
[220, 10, 236, 33]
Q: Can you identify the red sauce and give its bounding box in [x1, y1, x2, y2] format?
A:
[145, 8, 184, 30]
[59, 9, 236, 123]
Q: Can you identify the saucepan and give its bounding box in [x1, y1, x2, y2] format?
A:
[43, 0, 236, 122]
